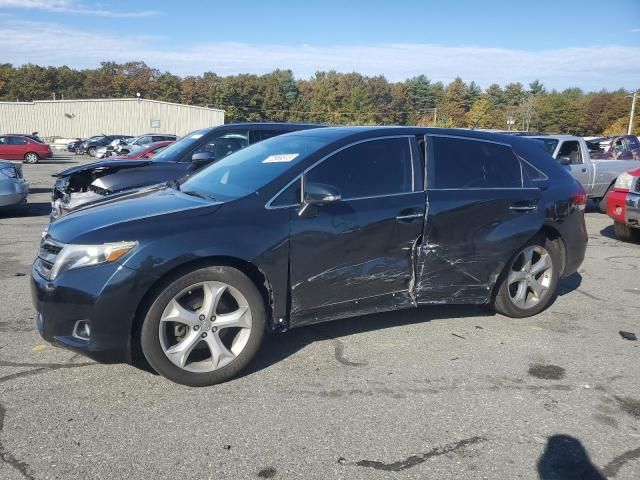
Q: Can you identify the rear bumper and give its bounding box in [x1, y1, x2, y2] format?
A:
[0, 180, 28, 206]
[607, 190, 640, 228]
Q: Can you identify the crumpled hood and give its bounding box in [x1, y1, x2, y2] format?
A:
[57, 159, 152, 177]
[47, 187, 222, 244]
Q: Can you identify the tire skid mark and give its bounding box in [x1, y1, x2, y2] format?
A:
[306, 326, 368, 367]
[351, 436, 487, 471]
[601, 446, 640, 478]
[0, 402, 36, 480]
[0, 358, 94, 385]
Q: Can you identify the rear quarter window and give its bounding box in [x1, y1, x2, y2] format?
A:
[430, 137, 522, 189]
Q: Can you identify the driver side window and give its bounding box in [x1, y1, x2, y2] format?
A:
[190, 131, 250, 162]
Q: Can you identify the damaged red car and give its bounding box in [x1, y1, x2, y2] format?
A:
[607, 167, 640, 241]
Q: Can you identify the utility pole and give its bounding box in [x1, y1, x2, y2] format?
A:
[628, 91, 638, 135]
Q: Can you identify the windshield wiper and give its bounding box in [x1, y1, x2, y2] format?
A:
[181, 189, 215, 201]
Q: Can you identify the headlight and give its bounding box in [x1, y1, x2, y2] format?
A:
[0, 166, 17, 178]
[49, 241, 137, 280]
[614, 172, 634, 191]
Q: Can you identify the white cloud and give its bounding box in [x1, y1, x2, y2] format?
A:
[0, 0, 157, 17]
[0, 19, 638, 91]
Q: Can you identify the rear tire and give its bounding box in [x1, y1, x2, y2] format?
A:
[87, 147, 96, 157]
[140, 266, 266, 387]
[614, 221, 640, 242]
[23, 152, 39, 164]
[493, 235, 560, 318]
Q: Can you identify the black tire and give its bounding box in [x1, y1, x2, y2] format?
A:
[493, 235, 560, 318]
[87, 147, 96, 157]
[23, 152, 39, 164]
[614, 221, 640, 242]
[74, 147, 82, 155]
[140, 266, 266, 387]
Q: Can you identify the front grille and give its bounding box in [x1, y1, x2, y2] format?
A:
[634, 177, 640, 194]
[35, 238, 64, 280]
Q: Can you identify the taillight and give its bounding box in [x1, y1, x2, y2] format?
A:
[573, 182, 587, 212]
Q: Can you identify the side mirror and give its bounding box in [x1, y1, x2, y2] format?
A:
[558, 156, 571, 165]
[303, 182, 341, 205]
[191, 151, 216, 164]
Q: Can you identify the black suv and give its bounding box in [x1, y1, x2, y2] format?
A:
[51, 123, 322, 219]
[33, 127, 588, 386]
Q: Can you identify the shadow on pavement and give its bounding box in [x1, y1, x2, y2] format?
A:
[537, 434, 605, 480]
[244, 304, 492, 378]
[557, 272, 582, 297]
[0, 202, 50, 218]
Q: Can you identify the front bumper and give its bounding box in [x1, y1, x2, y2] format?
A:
[30, 260, 157, 363]
[607, 190, 640, 228]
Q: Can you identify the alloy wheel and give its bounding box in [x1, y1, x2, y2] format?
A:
[507, 245, 553, 310]
[24, 153, 39, 164]
[158, 281, 253, 373]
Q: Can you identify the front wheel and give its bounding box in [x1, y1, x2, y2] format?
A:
[87, 147, 96, 157]
[493, 237, 560, 318]
[24, 152, 39, 164]
[140, 266, 266, 387]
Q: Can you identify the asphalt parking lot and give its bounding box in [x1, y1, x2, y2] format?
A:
[0, 151, 639, 480]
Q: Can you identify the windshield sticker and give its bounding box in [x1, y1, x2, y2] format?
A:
[190, 134, 204, 139]
[262, 153, 299, 164]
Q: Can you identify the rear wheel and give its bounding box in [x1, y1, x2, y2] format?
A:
[140, 266, 266, 386]
[494, 236, 560, 318]
[87, 147, 96, 157]
[23, 152, 39, 164]
[614, 221, 640, 242]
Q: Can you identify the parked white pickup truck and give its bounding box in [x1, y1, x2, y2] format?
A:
[530, 135, 639, 212]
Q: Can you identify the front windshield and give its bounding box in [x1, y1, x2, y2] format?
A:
[180, 134, 327, 201]
[151, 129, 209, 162]
[532, 138, 559, 155]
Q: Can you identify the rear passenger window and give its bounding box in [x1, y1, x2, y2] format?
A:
[431, 137, 522, 189]
[307, 137, 413, 199]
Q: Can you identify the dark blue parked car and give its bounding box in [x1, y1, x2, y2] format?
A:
[32, 127, 588, 386]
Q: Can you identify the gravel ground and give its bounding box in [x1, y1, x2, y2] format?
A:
[0, 151, 639, 480]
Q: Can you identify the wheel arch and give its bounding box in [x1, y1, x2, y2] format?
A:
[129, 256, 274, 359]
[489, 224, 566, 304]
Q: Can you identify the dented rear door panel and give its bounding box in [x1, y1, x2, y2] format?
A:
[416, 189, 542, 303]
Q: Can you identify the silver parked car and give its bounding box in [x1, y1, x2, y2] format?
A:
[0, 160, 29, 207]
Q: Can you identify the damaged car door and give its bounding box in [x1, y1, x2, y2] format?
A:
[416, 135, 541, 303]
[288, 136, 425, 325]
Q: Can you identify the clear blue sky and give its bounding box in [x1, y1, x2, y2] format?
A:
[1, 0, 639, 90]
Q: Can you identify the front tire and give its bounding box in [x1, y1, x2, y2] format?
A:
[87, 147, 96, 157]
[493, 236, 560, 318]
[614, 221, 640, 242]
[140, 266, 266, 387]
[24, 152, 39, 164]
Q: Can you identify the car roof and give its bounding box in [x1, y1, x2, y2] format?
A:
[279, 125, 546, 147]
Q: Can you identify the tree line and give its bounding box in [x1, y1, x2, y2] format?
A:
[0, 61, 637, 135]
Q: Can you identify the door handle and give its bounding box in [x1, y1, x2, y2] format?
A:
[396, 210, 424, 222]
[581, 168, 587, 173]
[509, 204, 537, 212]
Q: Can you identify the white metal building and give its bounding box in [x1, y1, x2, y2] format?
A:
[0, 98, 225, 138]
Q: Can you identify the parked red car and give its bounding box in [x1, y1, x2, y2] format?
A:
[607, 167, 640, 241]
[110, 141, 173, 160]
[0, 135, 52, 164]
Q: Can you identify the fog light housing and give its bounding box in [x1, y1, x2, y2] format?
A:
[72, 320, 91, 341]
[615, 206, 622, 215]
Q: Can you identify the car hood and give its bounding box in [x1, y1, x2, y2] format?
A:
[46, 187, 222, 244]
[57, 159, 153, 177]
